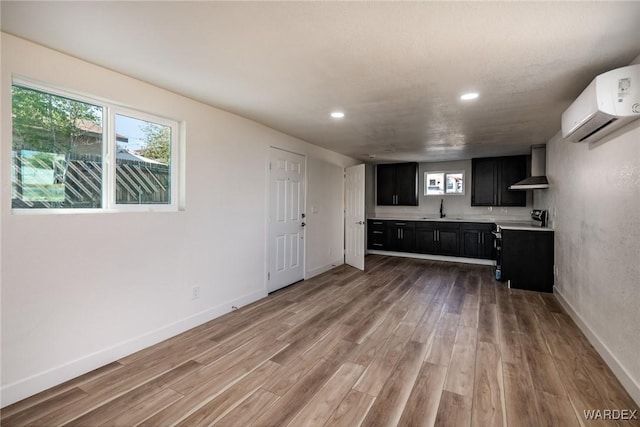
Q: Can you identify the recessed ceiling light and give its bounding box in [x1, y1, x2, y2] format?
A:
[460, 92, 479, 100]
[330, 111, 345, 119]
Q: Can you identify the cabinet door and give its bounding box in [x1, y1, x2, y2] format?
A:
[480, 230, 495, 259]
[415, 226, 437, 254]
[398, 225, 416, 253]
[384, 223, 399, 251]
[395, 163, 418, 206]
[502, 230, 554, 292]
[376, 164, 396, 205]
[385, 222, 415, 252]
[461, 229, 482, 258]
[471, 158, 497, 206]
[498, 156, 527, 206]
[438, 229, 460, 256]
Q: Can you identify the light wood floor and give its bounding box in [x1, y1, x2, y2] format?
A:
[2, 255, 638, 427]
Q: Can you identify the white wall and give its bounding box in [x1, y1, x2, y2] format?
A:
[543, 119, 640, 404]
[0, 33, 357, 406]
[305, 157, 346, 277]
[369, 159, 533, 220]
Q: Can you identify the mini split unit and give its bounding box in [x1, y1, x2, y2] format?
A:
[562, 64, 640, 144]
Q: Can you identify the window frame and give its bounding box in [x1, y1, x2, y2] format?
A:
[11, 78, 181, 214]
[424, 170, 465, 196]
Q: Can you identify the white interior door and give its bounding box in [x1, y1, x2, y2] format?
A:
[268, 148, 306, 292]
[345, 164, 365, 270]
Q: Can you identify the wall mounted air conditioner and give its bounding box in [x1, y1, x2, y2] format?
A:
[561, 64, 640, 143]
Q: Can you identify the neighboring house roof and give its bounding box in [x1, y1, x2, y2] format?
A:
[116, 148, 165, 165]
[76, 119, 128, 142]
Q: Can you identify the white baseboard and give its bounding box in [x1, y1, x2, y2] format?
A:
[305, 258, 344, 279]
[554, 287, 640, 406]
[367, 250, 496, 266]
[0, 289, 267, 408]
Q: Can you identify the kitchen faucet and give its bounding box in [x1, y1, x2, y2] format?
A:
[440, 198, 445, 218]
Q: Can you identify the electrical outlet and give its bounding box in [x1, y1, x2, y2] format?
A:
[192, 286, 200, 300]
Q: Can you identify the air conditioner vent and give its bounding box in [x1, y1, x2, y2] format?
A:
[562, 64, 640, 144]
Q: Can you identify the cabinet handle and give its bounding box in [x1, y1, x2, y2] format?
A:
[397, 229, 400, 239]
[373, 243, 383, 247]
[478, 234, 481, 245]
[401, 229, 404, 239]
[373, 221, 383, 225]
[373, 231, 383, 234]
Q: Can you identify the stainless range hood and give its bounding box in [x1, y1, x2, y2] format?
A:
[509, 144, 549, 190]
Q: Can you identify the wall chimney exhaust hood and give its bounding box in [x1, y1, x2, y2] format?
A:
[509, 144, 549, 190]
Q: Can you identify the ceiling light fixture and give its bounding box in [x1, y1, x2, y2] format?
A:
[330, 111, 345, 119]
[460, 92, 479, 100]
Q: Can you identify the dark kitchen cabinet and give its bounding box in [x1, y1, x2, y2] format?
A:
[369, 220, 496, 261]
[415, 223, 437, 254]
[471, 158, 497, 206]
[385, 221, 416, 252]
[498, 157, 527, 206]
[367, 220, 387, 251]
[415, 222, 460, 256]
[471, 156, 527, 207]
[502, 229, 554, 292]
[376, 163, 419, 206]
[460, 223, 495, 259]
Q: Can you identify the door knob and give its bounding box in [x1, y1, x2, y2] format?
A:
[357, 221, 364, 225]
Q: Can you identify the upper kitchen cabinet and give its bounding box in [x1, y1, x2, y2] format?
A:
[376, 162, 419, 206]
[471, 156, 527, 207]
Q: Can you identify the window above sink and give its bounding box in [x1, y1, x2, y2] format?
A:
[424, 170, 465, 196]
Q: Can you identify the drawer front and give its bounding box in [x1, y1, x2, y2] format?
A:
[368, 220, 387, 250]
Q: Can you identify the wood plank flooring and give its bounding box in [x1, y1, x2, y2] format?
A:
[2, 255, 638, 426]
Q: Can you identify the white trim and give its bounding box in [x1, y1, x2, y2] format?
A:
[10, 78, 181, 214]
[0, 289, 267, 408]
[554, 287, 640, 406]
[367, 249, 495, 266]
[305, 258, 344, 279]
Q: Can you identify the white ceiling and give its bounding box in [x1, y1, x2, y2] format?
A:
[2, 1, 639, 162]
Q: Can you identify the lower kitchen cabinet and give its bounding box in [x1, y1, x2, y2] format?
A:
[385, 221, 416, 252]
[415, 224, 436, 254]
[368, 219, 495, 261]
[501, 229, 554, 293]
[415, 222, 460, 256]
[367, 220, 387, 250]
[460, 223, 495, 259]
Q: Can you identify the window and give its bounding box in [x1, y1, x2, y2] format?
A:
[425, 171, 465, 196]
[11, 80, 179, 212]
